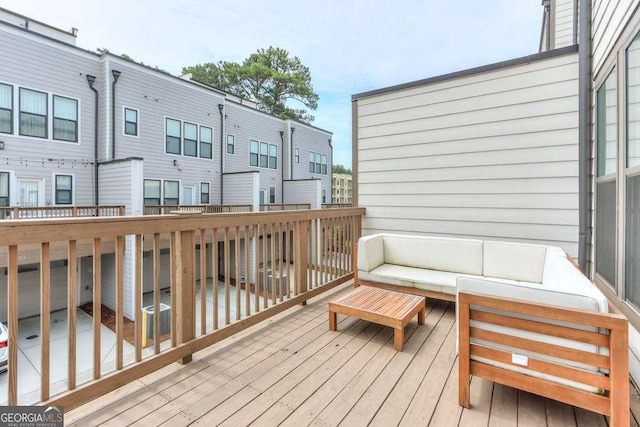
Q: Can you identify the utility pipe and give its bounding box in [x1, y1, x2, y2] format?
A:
[86, 75, 99, 205]
[111, 69, 121, 160]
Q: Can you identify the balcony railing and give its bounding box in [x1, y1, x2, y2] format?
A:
[0, 205, 125, 219]
[259, 204, 311, 211]
[323, 203, 353, 209]
[143, 204, 253, 215]
[0, 207, 364, 409]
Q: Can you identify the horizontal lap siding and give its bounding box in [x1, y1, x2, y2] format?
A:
[224, 173, 256, 205]
[357, 52, 580, 256]
[283, 180, 321, 208]
[592, 0, 639, 76]
[554, 0, 576, 48]
[292, 124, 332, 200]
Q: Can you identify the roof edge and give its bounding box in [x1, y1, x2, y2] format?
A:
[352, 45, 578, 100]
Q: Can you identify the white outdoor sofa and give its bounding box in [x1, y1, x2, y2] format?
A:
[356, 233, 629, 426]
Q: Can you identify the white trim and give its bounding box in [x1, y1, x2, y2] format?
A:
[248, 138, 278, 170]
[0, 169, 13, 206]
[164, 116, 182, 156]
[183, 121, 198, 158]
[122, 105, 140, 138]
[199, 125, 214, 161]
[163, 179, 181, 204]
[181, 184, 195, 204]
[51, 172, 75, 206]
[269, 186, 276, 204]
[294, 147, 300, 163]
[142, 177, 162, 205]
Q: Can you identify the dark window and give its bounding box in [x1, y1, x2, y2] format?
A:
[321, 154, 327, 175]
[294, 148, 299, 163]
[166, 118, 181, 154]
[53, 95, 78, 142]
[269, 187, 276, 203]
[200, 126, 212, 159]
[309, 152, 315, 173]
[19, 88, 47, 138]
[184, 122, 197, 157]
[322, 189, 326, 204]
[0, 172, 8, 207]
[164, 180, 179, 205]
[227, 134, 235, 154]
[0, 84, 13, 134]
[260, 142, 268, 168]
[144, 179, 161, 205]
[55, 175, 73, 205]
[250, 140, 259, 166]
[315, 152, 321, 174]
[269, 144, 277, 169]
[124, 108, 138, 136]
[200, 182, 210, 204]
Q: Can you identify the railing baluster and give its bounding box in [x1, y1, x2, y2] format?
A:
[200, 229, 207, 335]
[153, 233, 161, 354]
[244, 225, 250, 317]
[115, 236, 124, 370]
[286, 222, 291, 299]
[254, 224, 260, 313]
[212, 228, 218, 330]
[68, 240, 77, 390]
[170, 232, 177, 347]
[93, 238, 102, 379]
[224, 227, 231, 325]
[262, 223, 268, 309]
[235, 226, 241, 321]
[7, 245, 17, 406]
[40, 242, 50, 401]
[270, 222, 276, 306]
[135, 234, 142, 362]
[277, 222, 283, 302]
[316, 218, 321, 288]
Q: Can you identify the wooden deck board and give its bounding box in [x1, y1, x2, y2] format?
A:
[67, 287, 628, 427]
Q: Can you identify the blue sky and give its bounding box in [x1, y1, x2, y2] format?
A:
[0, 0, 543, 168]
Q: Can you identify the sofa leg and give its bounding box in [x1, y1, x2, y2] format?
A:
[458, 299, 471, 408]
[609, 327, 630, 427]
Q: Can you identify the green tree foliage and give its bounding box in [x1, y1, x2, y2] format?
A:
[183, 47, 319, 123]
[333, 164, 352, 175]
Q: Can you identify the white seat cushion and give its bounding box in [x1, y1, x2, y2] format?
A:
[381, 234, 483, 275]
[359, 264, 459, 295]
[483, 241, 548, 283]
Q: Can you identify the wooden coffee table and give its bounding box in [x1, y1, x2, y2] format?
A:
[328, 286, 426, 351]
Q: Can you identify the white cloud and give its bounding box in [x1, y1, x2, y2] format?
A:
[1, 0, 544, 167]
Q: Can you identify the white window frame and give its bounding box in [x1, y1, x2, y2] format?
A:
[294, 147, 299, 163]
[0, 82, 14, 135]
[249, 139, 259, 167]
[269, 186, 276, 204]
[143, 178, 162, 206]
[122, 106, 140, 138]
[165, 116, 182, 156]
[199, 181, 210, 204]
[163, 179, 180, 205]
[226, 133, 235, 155]
[52, 173, 75, 206]
[200, 125, 213, 160]
[269, 144, 278, 170]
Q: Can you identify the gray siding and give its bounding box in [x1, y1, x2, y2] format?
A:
[356, 52, 580, 256]
[553, 0, 576, 48]
[592, 0, 638, 76]
[223, 172, 258, 206]
[290, 122, 332, 203]
[284, 180, 322, 209]
[0, 23, 100, 207]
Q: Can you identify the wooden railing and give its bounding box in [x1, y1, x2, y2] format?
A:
[259, 204, 311, 211]
[0, 207, 364, 409]
[323, 203, 353, 209]
[0, 205, 125, 219]
[143, 204, 253, 215]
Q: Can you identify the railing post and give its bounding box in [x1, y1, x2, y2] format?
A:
[295, 220, 309, 303]
[172, 211, 197, 364]
[72, 206, 78, 217]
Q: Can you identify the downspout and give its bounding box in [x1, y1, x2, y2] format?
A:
[328, 138, 333, 204]
[218, 104, 224, 204]
[578, 0, 592, 272]
[280, 131, 285, 203]
[86, 75, 99, 205]
[111, 69, 121, 160]
[290, 127, 295, 180]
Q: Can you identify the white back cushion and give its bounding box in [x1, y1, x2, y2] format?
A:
[382, 234, 483, 275]
[358, 235, 384, 272]
[483, 241, 547, 283]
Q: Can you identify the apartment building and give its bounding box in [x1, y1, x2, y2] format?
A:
[332, 173, 352, 204]
[0, 7, 332, 320]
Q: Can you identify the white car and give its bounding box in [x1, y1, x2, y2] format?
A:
[0, 322, 7, 373]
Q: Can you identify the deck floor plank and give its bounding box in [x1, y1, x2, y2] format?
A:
[66, 286, 624, 427]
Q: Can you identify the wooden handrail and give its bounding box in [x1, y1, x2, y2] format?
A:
[143, 204, 253, 215]
[259, 204, 311, 211]
[0, 205, 126, 219]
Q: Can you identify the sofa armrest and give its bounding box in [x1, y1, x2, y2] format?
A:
[358, 235, 384, 273]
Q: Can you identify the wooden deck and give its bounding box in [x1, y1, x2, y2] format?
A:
[67, 284, 638, 426]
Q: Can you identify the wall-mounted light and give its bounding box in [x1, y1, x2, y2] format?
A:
[0, 141, 4, 150]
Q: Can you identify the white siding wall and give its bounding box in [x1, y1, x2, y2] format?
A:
[283, 180, 322, 209]
[592, 0, 639, 76]
[223, 172, 259, 207]
[554, 0, 576, 48]
[356, 52, 580, 256]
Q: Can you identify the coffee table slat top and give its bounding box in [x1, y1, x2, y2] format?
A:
[330, 287, 423, 320]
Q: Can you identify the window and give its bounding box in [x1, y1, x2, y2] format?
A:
[294, 148, 299, 163]
[124, 107, 138, 136]
[144, 180, 161, 206]
[20, 88, 47, 138]
[321, 154, 327, 175]
[250, 140, 259, 166]
[200, 182, 210, 204]
[269, 186, 276, 204]
[55, 175, 72, 205]
[595, 69, 617, 288]
[0, 172, 8, 207]
[315, 152, 321, 174]
[627, 34, 640, 308]
[184, 122, 198, 157]
[200, 126, 212, 159]
[322, 189, 326, 204]
[260, 142, 268, 168]
[309, 152, 315, 173]
[269, 144, 277, 169]
[227, 134, 235, 154]
[0, 84, 12, 134]
[163, 180, 179, 205]
[166, 118, 181, 154]
[53, 95, 78, 142]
